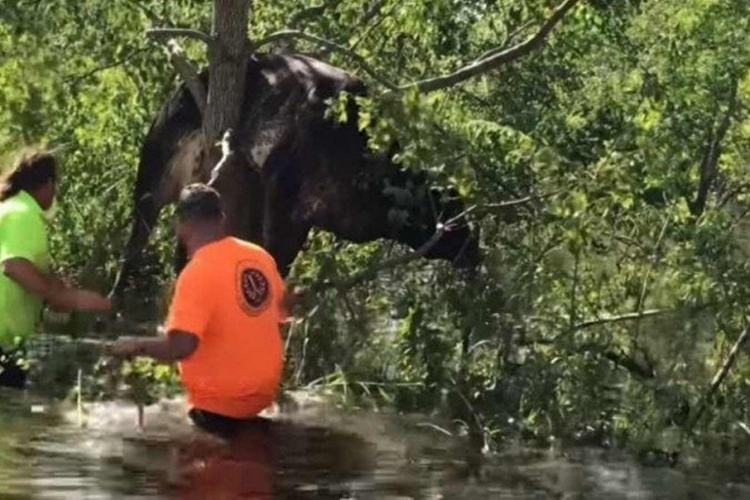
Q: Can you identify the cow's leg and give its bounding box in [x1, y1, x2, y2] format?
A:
[261, 156, 310, 278]
[111, 192, 165, 300]
[264, 215, 311, 278]
[111, 76, 204, 299]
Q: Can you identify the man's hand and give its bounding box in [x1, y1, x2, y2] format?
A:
[102, 337, 143, 359]
[281, 286, 305, 314]
[101, 331, 198, 363]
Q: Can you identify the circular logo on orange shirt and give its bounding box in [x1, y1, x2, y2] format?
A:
[236, 262, 271, 315]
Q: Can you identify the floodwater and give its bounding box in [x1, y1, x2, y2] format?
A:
[2, 388, 750, 499]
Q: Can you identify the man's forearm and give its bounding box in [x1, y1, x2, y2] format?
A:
[132, 337, 183, 363]
[47, 271, 67, 291]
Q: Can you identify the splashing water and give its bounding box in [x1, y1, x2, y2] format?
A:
[2, 388, 750, 499]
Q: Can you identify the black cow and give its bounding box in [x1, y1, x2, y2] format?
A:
[110, 52, 480, 299]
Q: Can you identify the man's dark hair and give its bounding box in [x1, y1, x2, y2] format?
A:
[175, 183, 223, 222]
[0, 150, 57, 201]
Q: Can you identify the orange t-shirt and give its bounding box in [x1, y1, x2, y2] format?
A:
[165, 237, 286, 418]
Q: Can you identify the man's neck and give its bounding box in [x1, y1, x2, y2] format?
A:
[25, 189, 46, 211]
[187, 231, 225, 258]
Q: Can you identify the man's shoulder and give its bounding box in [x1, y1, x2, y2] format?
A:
[228, 238, 280, 273]
[230, 238, 274, 258]
[0, 198, 42, 229]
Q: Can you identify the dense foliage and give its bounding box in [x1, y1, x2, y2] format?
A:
[3, 0, 750, 458]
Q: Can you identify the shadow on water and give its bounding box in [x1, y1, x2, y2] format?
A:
[3, 387, 750, 499]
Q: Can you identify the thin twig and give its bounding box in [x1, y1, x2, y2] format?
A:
[289, 0, 345, 29]
[146, 27, 215, 45]
[531, 308, 673, 344]
[573, 308, 670, 331]
[479, 191, 561, 211]
[359, 0, 388, 26]
[64, 47, 150, 86]
[473, 19, 536, 63]
[349, 0, 396, 51]
[123, 0, 162, 23]
[310, 207, 472, 293]
[415, 422, 454, 436]
[635, 212, 671, 339]
[601, 349, 655, 380]
[254, 29, 399, 90]
[393, 0, 579, 93]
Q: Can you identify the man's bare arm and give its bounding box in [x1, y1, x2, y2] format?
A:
[2, 257, 110, 312]
[105, 331, 199, 362]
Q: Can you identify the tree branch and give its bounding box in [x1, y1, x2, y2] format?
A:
[689, 78, 740, 216]
[151, 38, 207, 116]
[359, 0, 388, 26]
[477, 191, 562, 213]
[123, 0, 162, 23]
[573, 308, 670, 331]
[601, 349, 655, 380]
[522, 338, 656, 379]
[394, 0, 580, 94]
[473, 19, 536, 63]
[686, 323, 750, 433]
[125, 1, 208, 115]
[146, 27, 215, 45]
[63, 47, 150, 87]
[254, 30, 399, 91]
[323, 226, 447, 292]
[311, 209, 470, 293]
[349, 0, 395, 51]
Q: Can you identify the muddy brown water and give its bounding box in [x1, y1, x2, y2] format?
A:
[1, 388, 750, 499]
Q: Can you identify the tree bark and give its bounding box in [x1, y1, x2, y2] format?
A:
[202, 0, 251, 174]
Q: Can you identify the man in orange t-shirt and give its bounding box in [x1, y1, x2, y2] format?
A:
[106, 183, 297, 437]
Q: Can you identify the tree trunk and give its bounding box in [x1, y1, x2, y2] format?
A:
[202, 0, 251, 173]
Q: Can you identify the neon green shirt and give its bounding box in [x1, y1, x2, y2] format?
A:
[0, 190, 50, 348]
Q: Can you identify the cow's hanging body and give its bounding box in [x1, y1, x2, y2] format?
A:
[110, 52, 480, 299]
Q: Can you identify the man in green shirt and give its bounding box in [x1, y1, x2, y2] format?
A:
[0, 150, 111, 388]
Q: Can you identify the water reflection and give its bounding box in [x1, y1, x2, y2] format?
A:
[123, 417, 377, 499]
[2, 388, 750, 499]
